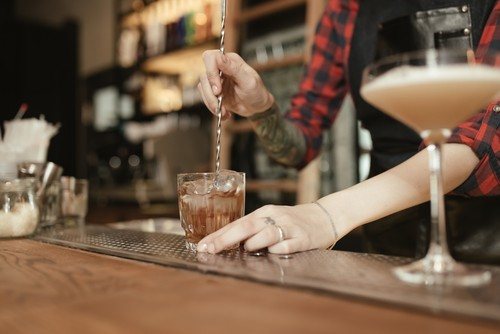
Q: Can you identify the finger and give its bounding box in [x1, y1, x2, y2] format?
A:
[197, 208, 266, 252]
[222, 106, 232, 120]
[202, 50, 222, 95]
[198, 83, 216, 116]
[196, 214, 254, 253]
[198, 205, 265, 246]
[267, 238, 304, 255]
[199, 75, 219, 113]
[197, 83, 233, 121]
[216, 53, 248, 86]
[209, 217, 266, 254]
[198, 84, 231, 119]
[197, 219, 238, 247]
[243, 225, 285, 252]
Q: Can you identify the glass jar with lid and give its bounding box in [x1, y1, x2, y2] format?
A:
[0, 178, 40, 238]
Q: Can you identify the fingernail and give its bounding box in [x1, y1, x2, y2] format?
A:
[198, 243, 208, 252]
[207, 243, 216, 254]
[212, 85, 218, 94]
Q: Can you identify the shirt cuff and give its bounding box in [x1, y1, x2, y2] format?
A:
[446, 101, 500, 196]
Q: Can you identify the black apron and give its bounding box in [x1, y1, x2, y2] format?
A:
[347, 0, 500, 264]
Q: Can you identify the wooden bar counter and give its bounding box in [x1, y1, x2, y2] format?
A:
[1, 239, 499, 334]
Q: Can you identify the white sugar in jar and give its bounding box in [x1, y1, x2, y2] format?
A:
[0, 178, 40, 238]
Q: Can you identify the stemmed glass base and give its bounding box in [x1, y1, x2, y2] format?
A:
[393, 252, 491, 287]
[393, 140, 492, 287]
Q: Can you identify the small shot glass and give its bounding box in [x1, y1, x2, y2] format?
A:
[60, 177, 88, 225]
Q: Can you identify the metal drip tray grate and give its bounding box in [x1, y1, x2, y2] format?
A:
[34, 225, 500, 322]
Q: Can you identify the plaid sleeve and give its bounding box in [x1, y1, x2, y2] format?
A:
[284, 0, 359, 168]
[449, 2, 500, 196]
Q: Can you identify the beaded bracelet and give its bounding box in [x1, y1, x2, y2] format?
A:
[313, 201, 338, 250]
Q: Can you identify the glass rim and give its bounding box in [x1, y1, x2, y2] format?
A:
[177, 170, 245, 178]
[60, 176, 88, 183]
[60, 176, 88, 190]
[0, 178, 38, 191]
[369, 48, 476, 69]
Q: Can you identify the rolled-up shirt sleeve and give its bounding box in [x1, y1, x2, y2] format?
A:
[445, 2, 500, 196]
[285, 0, 359, 168]
[448, 101, 500, 196]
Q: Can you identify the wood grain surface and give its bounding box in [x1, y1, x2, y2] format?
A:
[0, 239, 498, 334]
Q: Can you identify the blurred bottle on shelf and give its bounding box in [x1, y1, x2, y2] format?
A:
[142, 76, 182, 114]
[118, 0, 221, 68]
[118, 29, 141, 68]
[145, 3, 166, 57]
[117, 0, 221, 115]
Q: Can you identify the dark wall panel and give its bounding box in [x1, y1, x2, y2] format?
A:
[0, 19, 79, 176]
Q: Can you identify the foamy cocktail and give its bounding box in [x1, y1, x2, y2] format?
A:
[361, 49, 500, 287]
[177, 170, 245, 251]
[361, 63, 500, 136]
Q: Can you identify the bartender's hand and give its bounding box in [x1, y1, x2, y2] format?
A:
[198, 50, 275, 119]
[197, 203, 337, 254]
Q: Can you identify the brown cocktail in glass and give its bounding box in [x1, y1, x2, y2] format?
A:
[177, 170, 245, 251]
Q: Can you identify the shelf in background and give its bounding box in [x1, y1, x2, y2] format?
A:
[250, 54, 305, 72]
[247, 179, 298, 193]
[141, 40, 217, 74]
[238, 0, 307, 23]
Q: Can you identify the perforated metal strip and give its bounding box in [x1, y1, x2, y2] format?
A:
[34, 225, 500, 323]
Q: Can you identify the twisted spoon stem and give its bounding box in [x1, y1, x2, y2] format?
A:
[215, 0, 226, 178]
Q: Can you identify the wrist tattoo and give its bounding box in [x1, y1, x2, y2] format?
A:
[249, 103, 306, 167]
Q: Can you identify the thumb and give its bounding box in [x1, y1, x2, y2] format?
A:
[217, 53, 248, 85]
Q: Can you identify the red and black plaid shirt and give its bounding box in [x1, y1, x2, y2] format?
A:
[286, 0, 500, 196]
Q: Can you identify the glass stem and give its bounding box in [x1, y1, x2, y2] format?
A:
[426, 143, 452, 262]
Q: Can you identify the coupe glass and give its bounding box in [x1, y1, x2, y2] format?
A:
[361, 49, 500, 286]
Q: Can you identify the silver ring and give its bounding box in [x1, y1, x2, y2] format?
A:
[263, 217, 284, 242]
[275, 224, 285, 243]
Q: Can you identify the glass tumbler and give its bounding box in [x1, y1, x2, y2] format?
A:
[17, 162, 64, 227]
[61, 177, 88, 224]
[177, 170, 245, 251]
